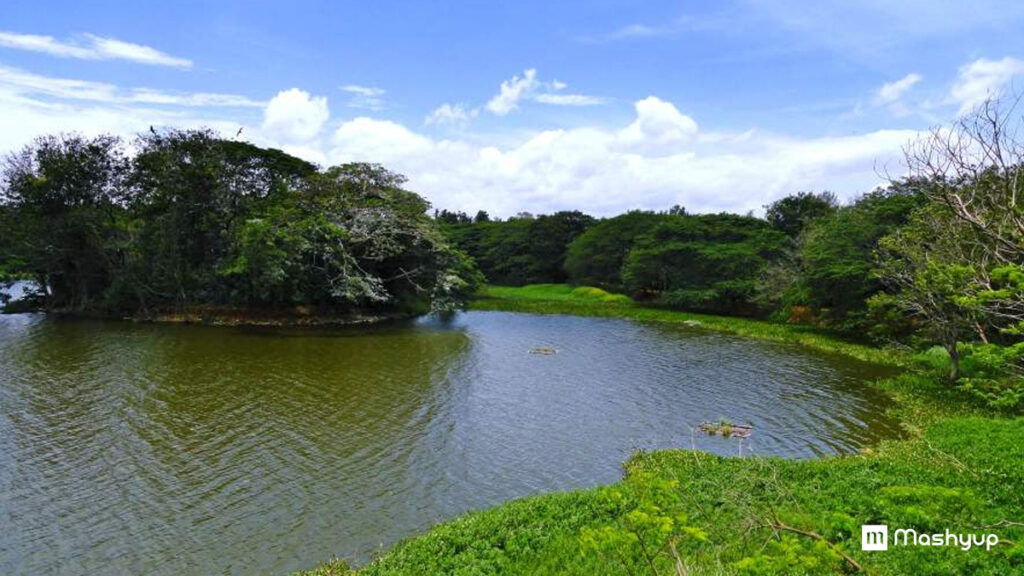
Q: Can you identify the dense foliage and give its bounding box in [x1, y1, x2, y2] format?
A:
[757, 184, 926, 333]
[763, 190, 838, 238]
[441, 210, 594, 285]
[0, 130, 479, 317]
[564, 211, 669, 289]
[622, 213, 787, 315]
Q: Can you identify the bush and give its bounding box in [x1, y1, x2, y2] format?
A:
[569, 286, 631, 303]
[913, 343, 1024, 411]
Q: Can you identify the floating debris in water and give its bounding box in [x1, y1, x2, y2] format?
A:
[698, 421, 752, 438]
[528, 347, 558, 355]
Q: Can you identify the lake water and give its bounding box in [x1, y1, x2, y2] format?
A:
[0, 307, 900, 576]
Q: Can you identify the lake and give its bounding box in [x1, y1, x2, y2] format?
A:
[0, 307, 900, 576]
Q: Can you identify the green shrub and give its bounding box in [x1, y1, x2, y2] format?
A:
[913, 343, 1024, 411]
[570, 286, 631, 304]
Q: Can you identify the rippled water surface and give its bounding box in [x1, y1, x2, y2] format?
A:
[0, 307, 900, 576]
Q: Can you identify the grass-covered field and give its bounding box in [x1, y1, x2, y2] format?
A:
[292, 286, 1024, 576]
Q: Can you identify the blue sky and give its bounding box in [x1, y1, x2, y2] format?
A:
[2, 1, 1024, 216]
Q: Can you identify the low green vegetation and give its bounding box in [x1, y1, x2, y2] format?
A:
[480, 284, 630, 305]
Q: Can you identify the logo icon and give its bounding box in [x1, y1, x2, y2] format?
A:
[862, 525, 888, 551]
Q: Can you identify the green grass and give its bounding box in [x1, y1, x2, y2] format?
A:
[479, 284, 630, 304]
[290, 285, 1023, 576]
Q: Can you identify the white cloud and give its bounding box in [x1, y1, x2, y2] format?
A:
[0, 87, 242, 156]
[261, 88, 329, 144]
[872, 73, 922, 106]
[425, 103, 477, 126]
[0, 67, 919, 220]
[534, 93, 605, 106]
[340, 85, 386, 110]
[486, 69, 539, 115]
[950, 57, 1024, 114]
[0, 64, 261, 107]
[469, 69, 605, 118]
[332, 117, 433, 159]
[0, 31, 191, 68]
[618, 96, 699, 153]
[327, 96, 915, 217]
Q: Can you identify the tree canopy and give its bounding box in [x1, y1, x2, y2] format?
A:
[1, 130, 479, 316]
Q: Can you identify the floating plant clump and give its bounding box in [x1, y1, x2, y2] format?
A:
[529, 347, 558, 355]
[698, 420, 753, 438]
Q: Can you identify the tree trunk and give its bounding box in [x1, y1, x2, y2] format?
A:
[948, 341, 961, 381]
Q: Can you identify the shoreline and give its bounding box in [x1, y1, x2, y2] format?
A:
[4, 304, 417, 328]
[289, 285, 1020, 576]
[470, 284, 904, 366]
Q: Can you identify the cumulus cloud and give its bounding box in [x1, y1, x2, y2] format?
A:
[618, 96, 699, 154]
[0, 65, 919, 220]
[486, 69, 539, 115]
[951, 57, 1024, 114]
[261, 88, 329, 144]
[328, 96, 915, 217]
[0, 31, 191, 68]
[872, 73, 922, 106]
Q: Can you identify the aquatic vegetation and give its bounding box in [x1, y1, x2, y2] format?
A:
[698, 420, 752, 438]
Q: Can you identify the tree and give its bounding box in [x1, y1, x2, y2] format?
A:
[1, 128, 479, 316]
[473, 210, 491, 223]
[526, 211, 595, 283]
[1, 133, 127, 309]
[622, 213, 787, 315]
[871, 205, 984, 379]
[440, 210, 594, 285]
[794, 185, 924, 332]
[764, 191, 838, 238]
[565, 211, 671, 289]
[902, 98, 1024, 336]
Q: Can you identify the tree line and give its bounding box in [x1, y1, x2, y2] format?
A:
[0, 129, 479, 316]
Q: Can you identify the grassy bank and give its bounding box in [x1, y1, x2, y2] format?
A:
[472, 284, 901, 366]
[293, 286, 1023, 576]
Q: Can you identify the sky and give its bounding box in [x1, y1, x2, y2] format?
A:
[2, 0, 1024, 217]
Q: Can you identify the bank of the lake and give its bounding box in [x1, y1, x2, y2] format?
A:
[295, 285, 1024, 576]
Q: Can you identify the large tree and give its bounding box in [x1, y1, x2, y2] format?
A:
[564, 211, 670, 289]
[1, 134, 127, 309]
[764, 191, 839, 238]
[902, 99, 1024, 336]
